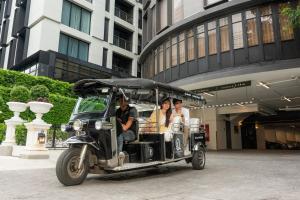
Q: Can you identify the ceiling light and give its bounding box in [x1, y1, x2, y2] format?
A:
[258, 81, 270, 89]
[203, 92, 215, 97]
[236, 102, 244, 107]
[282, 96, 291, 102]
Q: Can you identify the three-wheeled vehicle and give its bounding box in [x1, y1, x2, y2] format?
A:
[56, 78, 206, 186]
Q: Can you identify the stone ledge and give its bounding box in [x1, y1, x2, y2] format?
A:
[0, 146, 13, 156]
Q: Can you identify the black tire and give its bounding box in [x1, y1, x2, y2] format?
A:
[56, 148, 89, 186]
[192, 147, 206, 170]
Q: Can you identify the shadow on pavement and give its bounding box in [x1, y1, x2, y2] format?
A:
[86, 164, 192, 182]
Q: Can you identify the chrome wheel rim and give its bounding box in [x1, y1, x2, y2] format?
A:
[198, 151, 205, 167]
[67, 156, 85, 179]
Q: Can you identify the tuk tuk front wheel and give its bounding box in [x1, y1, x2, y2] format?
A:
[56, 148, 89, 186]
[192, 147, 205, 170]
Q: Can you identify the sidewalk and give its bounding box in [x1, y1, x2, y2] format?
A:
[0, 149, 64, 171]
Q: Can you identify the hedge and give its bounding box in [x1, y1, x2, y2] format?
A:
[0, 123, 6, 144]
[0, 86, 76, 124]
[0, 69, 75, 98]
[15, 125, 27, 145]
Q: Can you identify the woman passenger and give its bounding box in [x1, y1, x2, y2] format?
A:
[148, 98, 173, 141]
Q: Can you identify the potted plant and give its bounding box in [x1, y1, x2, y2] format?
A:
[7, 86, 30, 121]
[28, 85, 53, 123]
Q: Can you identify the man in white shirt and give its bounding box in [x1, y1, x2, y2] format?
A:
[172, 98, 190, 155]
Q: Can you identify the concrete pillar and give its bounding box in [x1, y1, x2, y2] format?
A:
[20, 122, 51, 159]
[190, 108, 218, 150]
[107, 48, 113, 69]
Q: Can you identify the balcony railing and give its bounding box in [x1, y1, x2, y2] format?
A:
[115, 7, 133, 24]
[113, 35, 132, 51]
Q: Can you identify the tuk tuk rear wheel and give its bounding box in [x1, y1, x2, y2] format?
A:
[56, 148, 89, 186]
[192, 148, 205, 170]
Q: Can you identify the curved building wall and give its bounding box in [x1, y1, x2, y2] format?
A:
[140, 0, 300, 83]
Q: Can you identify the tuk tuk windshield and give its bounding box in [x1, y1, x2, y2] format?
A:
[73, 95, 110, 114]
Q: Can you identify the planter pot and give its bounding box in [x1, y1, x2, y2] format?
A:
[28, 101, 53, 123]
[7, 102, 28, 121]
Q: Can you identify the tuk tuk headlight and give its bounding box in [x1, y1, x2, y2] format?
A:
[61, 124, 67, 132]
[95, 120, 113, 130]
[95, 121, 103, 130]
[73, 119, 83, 131]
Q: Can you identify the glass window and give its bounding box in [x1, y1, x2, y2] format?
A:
[152, 6, 156, 37]
[187, 29, 195, 61]
[70, 4, 81, 30]
[197, 25, 205, 58]
[68, 37, 79, 58]
[149, 54, 155, 78]
[279, 3, 294, 41]
[61, 0, 91, 34]
[159, 0, 168, 31]
[81, 9, 91, 34]
[219, 17, 230, 52]
[78, 41, 89, 61]
[58, 33, 89, 61]
[260, 6, 274, 44]
[58, 34, 69, 54]
[165, 40, 171, 69]
[61, 0, 71, 25]
[173, 0, 184, 24]
[208, 21, 217, 55]
[232, 13, 244, 49]
[159, 45, 164, 72]
[154, 48, 158, 75]
[171, 36, 177, 66]
[179, 32, 185, 64]
[246, 10, 258, 46]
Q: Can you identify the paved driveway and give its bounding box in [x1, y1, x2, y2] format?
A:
[0, 151, 299, 200]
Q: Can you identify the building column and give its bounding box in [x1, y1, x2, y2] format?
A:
[131, 57, 138, 76]
[107, 48, 113, 69]
[132, 4, 139, 55]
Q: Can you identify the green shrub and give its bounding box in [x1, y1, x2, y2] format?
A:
[0, 69, 75, 98]
[48, 128, 69, 141]
[0, 86, 13, 122]
[10, 86, 30, 102]
[0, 123, 6, 144]
[44, 94, 76, 125]
[15, 124, 27, 145]
[0, 69, 77, 125]
[30, 85, 50, 102]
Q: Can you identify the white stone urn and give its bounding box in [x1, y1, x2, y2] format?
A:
[7, 102, 28, 122]
[0, 102, 28, 156]
[27, 101, 53, 124]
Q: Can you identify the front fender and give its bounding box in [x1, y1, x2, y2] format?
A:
[64, 136, 99, 150]
[193, 142, 206, 152]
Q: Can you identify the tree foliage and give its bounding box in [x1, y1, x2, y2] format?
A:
[281, 5, 300, 28]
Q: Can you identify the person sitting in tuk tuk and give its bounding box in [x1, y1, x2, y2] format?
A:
[116, 95, 137, 154]
[148, 97, 173, 141]
[172, 98, 190, 154]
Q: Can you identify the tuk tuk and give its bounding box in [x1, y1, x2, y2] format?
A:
[56, 78, 206, 186]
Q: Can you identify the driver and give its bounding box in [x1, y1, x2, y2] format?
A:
[116, 94, 137, 155]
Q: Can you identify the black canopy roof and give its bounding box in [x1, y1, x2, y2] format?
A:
[74, 78, 204, 101]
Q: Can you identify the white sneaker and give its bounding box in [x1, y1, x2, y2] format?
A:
[118, 152, 125, 167]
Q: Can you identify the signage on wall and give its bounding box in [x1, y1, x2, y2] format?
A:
[192, 81, 251, 93]
[204, 0, 228, 9]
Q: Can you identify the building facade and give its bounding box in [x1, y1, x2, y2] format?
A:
[0, 0, 143, 82]
[140, 0, 300, 150]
